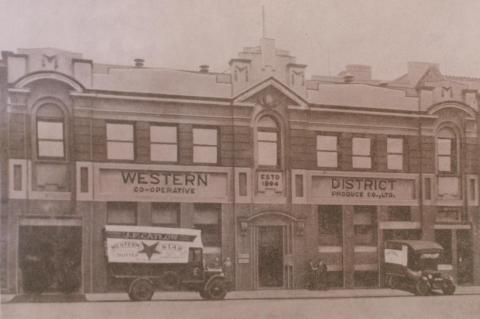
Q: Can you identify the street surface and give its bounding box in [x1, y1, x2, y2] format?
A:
[2, 294, 480, 319]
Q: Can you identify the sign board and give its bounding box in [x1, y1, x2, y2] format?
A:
[384, 245, 408, 266]
[98, 169, 227, 199]
[311, 176, 415, 201]
[105, 225, 202, 264]
[257, 172, 283, 193]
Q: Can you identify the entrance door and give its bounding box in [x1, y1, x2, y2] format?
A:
[457, 230, 473, 284]
[19, 226, 82, 294]
[258, 226, 283, 288]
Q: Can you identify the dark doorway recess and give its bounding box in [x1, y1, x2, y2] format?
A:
[19, 226, 82, 294]
[258, 226, 283, 288]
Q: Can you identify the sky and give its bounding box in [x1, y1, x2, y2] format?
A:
[1, 0, 480, 80]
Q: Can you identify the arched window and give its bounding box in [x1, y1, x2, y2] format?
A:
[436, 127, 458, 174]
[257, 115, 280, 167]
[36, 103, 65, 159]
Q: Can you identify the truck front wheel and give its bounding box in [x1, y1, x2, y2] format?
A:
[204, 278, 227, 300]
[128, 278, 154, 301]
[441, 280, 455, 295]
[415, 279, 430, 296]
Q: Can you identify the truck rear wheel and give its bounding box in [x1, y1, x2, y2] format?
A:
[128, 278, 154, 301]
[386, 275, 399, 289]
[204, 278, 227, 300]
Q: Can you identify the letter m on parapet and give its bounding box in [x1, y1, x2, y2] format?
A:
[42, 54, 58, 69]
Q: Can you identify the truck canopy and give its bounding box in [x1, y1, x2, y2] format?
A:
[386, 240, 444, 253]
[105, 225, 203, 264]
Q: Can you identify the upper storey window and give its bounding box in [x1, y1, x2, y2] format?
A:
[437, 127, 458, 174]
[36, 104, 65, 159]
[257, 116, 280, 167]
[193, 127, 218, 164]
[387, 137, 403, 170]
[316, 135, 338, 168]
[352, 137, 371, 169]
[150, 125, 177, 162]
[106, 123, 134, 160]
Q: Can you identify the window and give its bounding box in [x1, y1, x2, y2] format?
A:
[436, 127, 457, 173]
[318, 206, 342, 245]
[150, 125, 177, 162]
[151, 203, 179, 227]
[257, 116, 280, 166]
[107, 202, 137, 225]
[36, 104, 65, 158]
[316, 135, 337, 167]
[107, 123, 134, 160]
[352, 137, 371, 169]
[387, 137, 403, 170]
[388, 206, 411, 221]
[193, 127, 218, 163]
[354, 206, 376, 245]
[13, 164, 22, 191]
[193, 204, 221, 247]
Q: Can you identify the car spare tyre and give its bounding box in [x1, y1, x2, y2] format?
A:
[128, 278, 154, 301]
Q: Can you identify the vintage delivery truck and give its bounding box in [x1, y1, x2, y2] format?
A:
[384, 240, 455, 296]
[104, 225, 229, 301]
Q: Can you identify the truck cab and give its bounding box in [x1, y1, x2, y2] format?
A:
[384, 240, 455, 296]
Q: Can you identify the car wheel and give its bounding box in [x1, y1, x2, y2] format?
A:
[205, 278, 227, 300]
[415, 279, 430, 296]
[441, 280, 455, 295]
[128, 278, 154, 301]
[159, 271, 180, 291]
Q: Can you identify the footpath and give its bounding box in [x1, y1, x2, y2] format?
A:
[2, 286, 480, 303]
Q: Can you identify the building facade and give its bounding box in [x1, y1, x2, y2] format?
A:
[1, 39, 479, 295]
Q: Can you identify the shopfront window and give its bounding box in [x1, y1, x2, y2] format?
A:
[352, 137, 371, 169]
[257, 116, 280, 166]
[107, 202, 137, 225]
[318, 205, 342, 245]
[387, 137, 403, 170]
[36, 104, 65, 159]
[388, 206, 411, 221]
[354, 206, 376, 245]
[151, 203, 180, 227]
[193, 127, 218, 164]
[150, 125, 177, 162]
[106, 123, 134, 160]
[193, 203, 221, 247]
[316, 135, 338, 168]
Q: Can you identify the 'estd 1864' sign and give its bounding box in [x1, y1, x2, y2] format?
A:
[257, 172, 283, 193]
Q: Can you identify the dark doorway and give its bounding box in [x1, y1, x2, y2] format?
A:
[19, 226, 82, 294]
[435, 230, 453, 265]
[457, 230, 473, 284]
[258, 226, 283, 288]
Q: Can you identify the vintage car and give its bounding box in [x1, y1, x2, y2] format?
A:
[104, 225, 230, 301]
[384, 240, 455, 296]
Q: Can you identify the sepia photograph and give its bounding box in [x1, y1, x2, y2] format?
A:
[0, 0, 479, 318]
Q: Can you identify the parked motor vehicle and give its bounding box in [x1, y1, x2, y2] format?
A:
[384, 240, 455, 296]
[104, 225, 230, 301]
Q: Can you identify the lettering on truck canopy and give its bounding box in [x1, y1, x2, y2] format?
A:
[105, 225, 203, 264]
